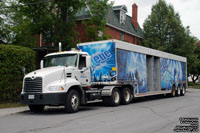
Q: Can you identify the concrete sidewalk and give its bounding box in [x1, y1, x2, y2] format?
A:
[0, 106, 29, 118]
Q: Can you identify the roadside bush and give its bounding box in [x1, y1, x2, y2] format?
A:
[188, 82, 200, 89]
[188, 82, 196, 86]
[0, 44, 35, 103]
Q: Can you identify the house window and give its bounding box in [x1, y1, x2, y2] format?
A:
[133, 37, 137, 44]
[120, 11, 126, 25]
[120, 32, 124, 41]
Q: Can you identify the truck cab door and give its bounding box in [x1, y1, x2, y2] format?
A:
[78, 55, 91, 85]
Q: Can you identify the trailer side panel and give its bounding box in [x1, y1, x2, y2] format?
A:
[78, 42, 116, 82]
[117, 49, 147, 93]
[160, 58, 187, 90]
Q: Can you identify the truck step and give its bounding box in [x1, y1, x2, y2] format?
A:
[86, 90, 101, 93]
[86, 99, 103, 104]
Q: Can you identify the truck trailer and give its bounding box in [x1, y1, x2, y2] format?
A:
[21, 39, 187, 113]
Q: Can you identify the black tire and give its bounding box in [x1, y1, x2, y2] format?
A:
[121, 87, 132, 105]
[103, 88, 121, 106]
[175, 85, 181, 96]
[171, 85, 176, 97]
[180, 85, 186, 96]
[29, 105, 45, 112]
[65, 90, 80, 113]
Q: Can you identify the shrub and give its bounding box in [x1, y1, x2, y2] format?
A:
[188, 82, 200, 89]
[188, 82, 196, 86]
[0, 44, 35, 103]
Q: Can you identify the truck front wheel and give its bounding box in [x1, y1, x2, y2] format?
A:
[29, 105, 45, 112]
[65, 90, 80, 113]
[103, 88, 121, 106]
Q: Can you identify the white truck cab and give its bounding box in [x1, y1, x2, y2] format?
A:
[21, 50, 95, 113]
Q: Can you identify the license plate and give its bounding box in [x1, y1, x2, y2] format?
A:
[28, 95, 35, 99]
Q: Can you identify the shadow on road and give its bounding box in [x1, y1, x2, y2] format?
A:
[133, 94, 172, 103]
[19, 94, 178, 115]
[19, 106, 100, 116]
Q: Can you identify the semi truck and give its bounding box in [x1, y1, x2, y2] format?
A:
[21, 39, 187, 113]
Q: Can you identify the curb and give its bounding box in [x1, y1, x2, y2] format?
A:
[0, 106, 29, 118]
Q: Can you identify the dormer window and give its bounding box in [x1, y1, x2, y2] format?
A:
[113, 5, 127, 25]
[120, 11, 126, 25]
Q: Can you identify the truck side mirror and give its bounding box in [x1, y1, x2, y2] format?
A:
[86, 56, 91, 68]
[40, 60, 44, 69]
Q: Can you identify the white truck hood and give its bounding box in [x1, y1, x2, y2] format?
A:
[25, 66, 66, 78]
[24, 66, 76, 91]
[23, 66, 78, 93]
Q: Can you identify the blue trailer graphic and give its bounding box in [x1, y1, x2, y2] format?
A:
[78, 39, 187, 96]
[160, 58, 186, 90]
[117, 49, 147, 93]
[78, 42, 116, 82]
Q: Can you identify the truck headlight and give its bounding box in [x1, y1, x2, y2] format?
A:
[48, 86, 64, 91]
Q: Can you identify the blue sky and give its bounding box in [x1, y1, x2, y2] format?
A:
[110, 0, 200, 39]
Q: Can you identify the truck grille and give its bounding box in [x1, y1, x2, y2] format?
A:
[24, 77, 42, 93]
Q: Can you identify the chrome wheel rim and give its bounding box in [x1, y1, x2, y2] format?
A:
[178, 87, 181, 95]
[113, 91, 120, 103]
[182, 87, 185, 94]
[124, 90, 130, 102]
[71, 95, 79, 110]
[172, 87, 175, 96]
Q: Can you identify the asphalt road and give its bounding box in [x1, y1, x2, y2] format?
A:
[0, 88, 200, 133]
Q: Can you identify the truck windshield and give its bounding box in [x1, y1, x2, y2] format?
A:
[44, 54, 77, 68]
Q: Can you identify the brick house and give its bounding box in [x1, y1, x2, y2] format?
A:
[36, 3, 144, 48]
[34, 2, 144, 69]
[76, 3, 144, 45]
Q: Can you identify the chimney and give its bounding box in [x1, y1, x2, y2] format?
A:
[132, 3, 138, 30]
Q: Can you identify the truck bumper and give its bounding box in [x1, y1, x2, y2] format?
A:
[20, 93, 66, 105]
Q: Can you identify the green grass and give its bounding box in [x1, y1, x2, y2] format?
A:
[0, 102, 26, 109]
[188, 82, 200, 89]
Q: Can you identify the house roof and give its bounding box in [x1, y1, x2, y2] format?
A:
[113, 5, 127, 12]
[76, 4, 144, 39]
[75, 5, 91, 20]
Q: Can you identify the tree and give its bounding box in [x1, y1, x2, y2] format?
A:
[0, 0, 14, 44]
[83, 0, 112, 41]
[0, 0, 36, 47]
[11, 1, 37, 48]
[190, 40, 200, 83]
[143, 0, 199, 75]
[12, 19, 37, 48]
[1, 0, 111, 48]
[0, 1, 6, 44]
[14, 0, 85, 50]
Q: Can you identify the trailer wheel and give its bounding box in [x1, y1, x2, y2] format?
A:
[65, 90, 80, 113]
[103, 88, 121, 106]
[171, 85, 176, 97]
[121, 87, 132, 105]
[180, 85, 186, 96]
[176, 85, 181, 96]
[29, 105, 44, 112]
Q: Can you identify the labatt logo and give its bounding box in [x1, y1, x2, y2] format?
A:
[92, 51, 111, 66]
